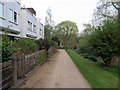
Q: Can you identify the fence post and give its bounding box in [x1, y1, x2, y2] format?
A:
[12, 58, 18, 88]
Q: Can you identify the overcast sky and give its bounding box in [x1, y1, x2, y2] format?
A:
[21, 0, 99, 33]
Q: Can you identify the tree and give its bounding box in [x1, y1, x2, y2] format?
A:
[51, 37, 60, 46]
[80, 20, 119, 67]
[78, 1, 120, 67]
[44, 8, 55, 39]
[55, 21, 78, 50]
[90, 20, 118, 66]
[92, 1, 119, 26]
[44, 25, 53, 39]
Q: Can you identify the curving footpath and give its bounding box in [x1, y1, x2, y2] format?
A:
[21, 49, 91, 88]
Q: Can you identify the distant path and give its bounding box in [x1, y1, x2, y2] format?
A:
[21, 49, 91, 88]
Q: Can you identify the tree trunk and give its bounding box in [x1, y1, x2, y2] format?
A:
[64, 42, 67, 51]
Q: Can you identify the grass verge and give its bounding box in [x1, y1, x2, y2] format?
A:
[67, 49, 119, 88]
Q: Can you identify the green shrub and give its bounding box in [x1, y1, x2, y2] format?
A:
[88, 55, 98, 62]
[36, 50, 47, 65]
[13, 38, 38, 55]
[79, 20, 119, 67]
[1, 35, 17, 62]
[51, 37, 60, 46]
[80, 53, 98, 62]
[36, 38, 50, 50]
[36, 38, 58, 51]
[89, 21, 119, 66]
[76, 49, 82, 54]
[81, 53, 89, 58]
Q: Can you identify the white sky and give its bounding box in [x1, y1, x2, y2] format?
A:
[21, 0, 99, 33]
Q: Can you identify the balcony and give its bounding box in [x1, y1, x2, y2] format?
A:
[26, 30, 37, 39]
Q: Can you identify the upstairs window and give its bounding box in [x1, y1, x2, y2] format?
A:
[0, 3, 4, 17]
[14, 12, 17, 23]
[9, 9, 17, 23]
[33, 25, 36, 33]
[9, 9, 13, 21]
[28, 21, 32, 30]
[39, 29, 42, 35]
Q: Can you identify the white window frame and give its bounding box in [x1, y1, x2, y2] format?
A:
[9, 9, 18, 23]
[14, 11, 17, 23]
[33, 25, 36, 33]
[9, 9, 13, 22]
[28, 21, 32, 31]
[40, 29, 42, 35]
[0, 2, 4, 18]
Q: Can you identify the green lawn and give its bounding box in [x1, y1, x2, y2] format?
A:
[67, 49, 119, 88]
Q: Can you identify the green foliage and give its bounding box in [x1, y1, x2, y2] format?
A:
[51, 37, 60, 46]
[36, 38, 58, 51]
[87, 55, 98, 62]
[79, 20, 119, 67]
[55, 21, 78, 50]
[13, 38, 38, 55]
[79, 37, 90, 53]
[89, 20, 119, 66]
[67, 49, 119, 88]
[36, 50, 47, 65]
[36, 38, 51, 50]
[1, 35, 17, 62]
[44, 25, 53, 39]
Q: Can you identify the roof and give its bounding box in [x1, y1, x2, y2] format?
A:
[27, 8, 36, 16]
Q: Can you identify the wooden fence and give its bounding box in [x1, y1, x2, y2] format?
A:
[1, 60, 12, 89]
[1, 47, 57, 89]
[111, 56, 120, 65]
[48, 46, 57, 57]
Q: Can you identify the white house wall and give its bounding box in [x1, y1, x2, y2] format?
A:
[0, 0, 44, 39]
[0, 1, 21, 35]
[40, 24, 44, 39]
[20, 9, 26, 37]
[20, 9, 37, 39]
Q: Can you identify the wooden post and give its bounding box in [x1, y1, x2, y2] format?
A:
[12, 58, 18, 88]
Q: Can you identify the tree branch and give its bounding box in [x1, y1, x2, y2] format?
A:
[112, 2, 119, 10]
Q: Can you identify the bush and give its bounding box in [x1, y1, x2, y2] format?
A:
[76, 49, 82, 54]
[36, 50, 47, 65]
[36, 38, 51, 50]
[1, 35, 17, 62]
[79, 20, 119, 67]
[89, 21, 119, 66]
[36, 38, 58, 51]
[88, 55, 98, 62]
[13, 38, 38, 56]
[81, 53, 89, 58]
[51, 37, 60, 46]
[80, 53, 98, 62]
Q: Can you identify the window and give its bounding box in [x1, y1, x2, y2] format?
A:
[28, 21, 32, 30]
[33, 25, 36, 33]
[0, 3, 4, 17]
[14, 12, 17, 23]
[9, 9, 17, 23]
[40, 29, 42, 35]
[9, 9, 13, 21]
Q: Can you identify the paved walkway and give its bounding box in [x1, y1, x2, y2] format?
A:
[21, 49, 91, 88]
